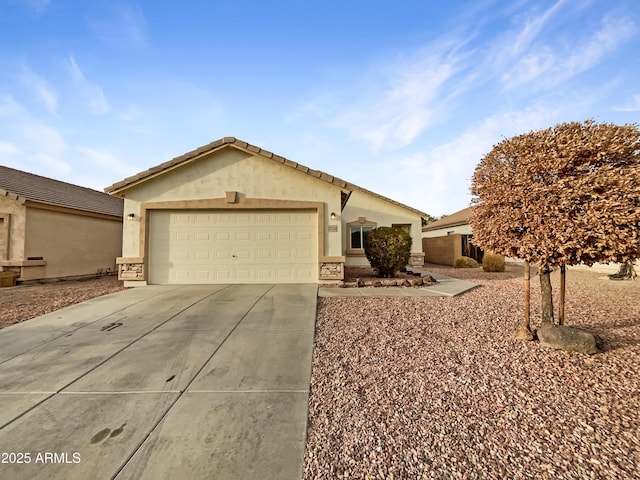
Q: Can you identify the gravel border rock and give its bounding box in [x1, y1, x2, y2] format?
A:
[0, 275, 124, 329]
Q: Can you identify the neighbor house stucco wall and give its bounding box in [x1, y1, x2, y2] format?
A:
[422, 234, 463, 266]
[119, 148, 344, 260]
[0, 196, 26, 262]
[24, 207, 122, 279]
[341, 189, 424, 267]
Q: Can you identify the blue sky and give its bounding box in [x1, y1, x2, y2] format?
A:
[1, 0, 638, 216]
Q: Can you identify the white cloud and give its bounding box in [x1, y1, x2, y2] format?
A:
[89, 3, 148, 48]
[286, 92, 341, 123]
[75, 146, 136, 177]
[19, 66, 57, 113]
[12, 0, 50, 14]
[502, 12, 637, 90]
[67, 56, 110, 114]
[33, 153, 72, 175]
[508, 0, 569, 57]
[0, 95, 23, 116]
[614, 94, 640, 112]
[0, 140, 22, 156]
[119, 105, 143, 122]
[335, 47, 462, 151]
[548, 14, 636, 85]
[21, 123, 66, 157]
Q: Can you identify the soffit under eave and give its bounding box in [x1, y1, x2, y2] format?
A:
[340, 190, 352, 210]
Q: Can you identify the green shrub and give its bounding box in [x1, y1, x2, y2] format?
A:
[364, 227, 412, 278]
[454, 256, 479, 268]
[482, 252, 505, 272]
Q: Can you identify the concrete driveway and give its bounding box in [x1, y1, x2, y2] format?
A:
[0, 284, 317, 480]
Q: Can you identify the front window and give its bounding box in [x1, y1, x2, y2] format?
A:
[350, 226, 373, 249]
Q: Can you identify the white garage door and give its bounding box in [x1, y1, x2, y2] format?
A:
[148, 209, 318, 284]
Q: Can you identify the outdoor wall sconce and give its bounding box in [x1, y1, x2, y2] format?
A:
[127, 213, 135, 220]
[330, 212, 337, 220]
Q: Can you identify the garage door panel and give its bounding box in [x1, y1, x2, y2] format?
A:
[236, 250, 251, 259]
[149, 210, 317, 284]
[195, 270, 211, 280]
[196, 251, 210, 260]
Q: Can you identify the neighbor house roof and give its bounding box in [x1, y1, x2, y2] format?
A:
[422, 206, 473, 232]
[0, 165, 124, 218]
[105, 137, 429, 218]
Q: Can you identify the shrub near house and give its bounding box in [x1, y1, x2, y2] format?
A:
[364, 227, 412, 278]
[454, 256, 479, 268]
[482, 252, 505, 272]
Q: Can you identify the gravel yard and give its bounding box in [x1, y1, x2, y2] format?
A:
[305, 263, 640, 479]
[0, 275, 124, 329]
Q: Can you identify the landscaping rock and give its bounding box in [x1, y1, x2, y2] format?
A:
[536, 323, 599, 354]
[404, 277, 423, 287]
[422, 274, 437, 285]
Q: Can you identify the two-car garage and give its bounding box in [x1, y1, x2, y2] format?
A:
[147, 209, 318, 284]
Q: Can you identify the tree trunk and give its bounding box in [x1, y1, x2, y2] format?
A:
[558, 264, 566, 325]
[515, 261, 534, 341]
[540, 264, 555, 325]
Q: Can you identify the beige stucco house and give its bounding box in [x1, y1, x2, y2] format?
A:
[105, 137, 427, 286]
[0, 166, 124, 281]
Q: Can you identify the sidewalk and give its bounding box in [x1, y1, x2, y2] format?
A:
[318, 268, 477, 298]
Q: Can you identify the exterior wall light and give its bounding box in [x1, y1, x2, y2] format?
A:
[127, 213, 135, 220]
[330, 212, 337, 220]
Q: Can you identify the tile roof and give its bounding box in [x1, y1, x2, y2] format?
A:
[0, 165, 124, 218]
[422, 206, 473, 231]
[105, 137, 429, 218]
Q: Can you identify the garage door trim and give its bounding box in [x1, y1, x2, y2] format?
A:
[138, 197, 327, 283]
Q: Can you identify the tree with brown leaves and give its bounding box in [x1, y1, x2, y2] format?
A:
[470, 120, 640, 340]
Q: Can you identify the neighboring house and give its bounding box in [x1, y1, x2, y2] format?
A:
[0, 166, 124, 281]
[422, 206, 484, 265]
[421, 207, 473, 238]
[422, 206, 633, 273]
[105, 137, 427, 286]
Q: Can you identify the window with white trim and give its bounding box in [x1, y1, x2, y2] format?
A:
[350, 225, 373, 249]
[346, 217, 377, 255]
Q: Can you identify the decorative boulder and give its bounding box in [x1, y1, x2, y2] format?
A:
[536, 323, 599, 355]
